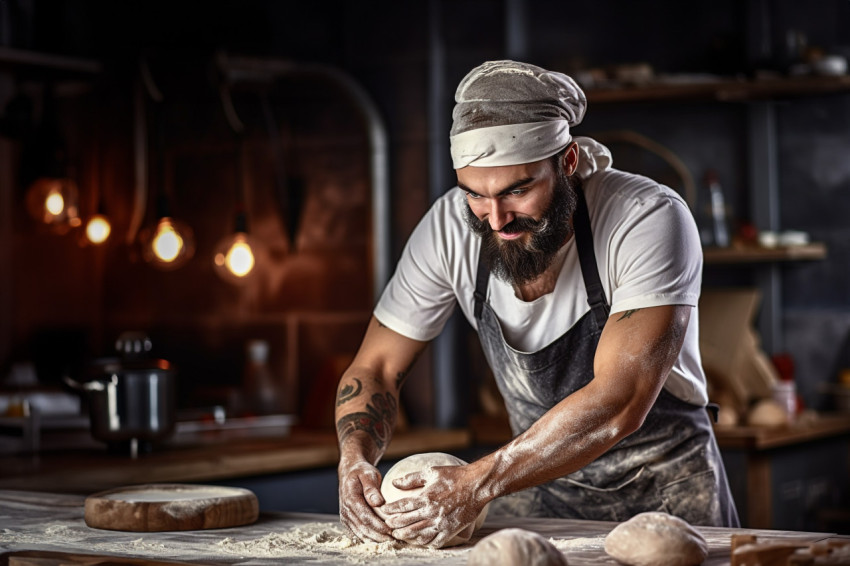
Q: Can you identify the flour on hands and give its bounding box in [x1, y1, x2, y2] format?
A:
[376, 452, 490, 548]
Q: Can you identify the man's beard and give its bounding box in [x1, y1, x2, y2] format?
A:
[464, 170, 579, 286]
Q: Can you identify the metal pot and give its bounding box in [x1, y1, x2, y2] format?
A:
[64, 332, 177, 456]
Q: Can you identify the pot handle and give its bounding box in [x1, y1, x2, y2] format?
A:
[63, 375, 107, 392]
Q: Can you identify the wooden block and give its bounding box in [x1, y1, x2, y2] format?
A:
[731, 541, 808, 566]
[732, 533, 758, 553]
[83, 483, 258, 532]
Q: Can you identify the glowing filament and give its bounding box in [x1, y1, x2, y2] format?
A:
[215, 235, 255, 278]
[45, 190, 65, 216]
[152, 220, 183, 262]
[85, 215, 111, 244]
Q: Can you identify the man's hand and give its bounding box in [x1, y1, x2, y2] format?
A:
[378, 464, 486, 548]
[334, 317, 429, 543]
[338, 459, 394, 543]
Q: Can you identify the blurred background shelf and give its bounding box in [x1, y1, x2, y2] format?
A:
[587, 75, 850, 104]
[703, 243, 828, 264]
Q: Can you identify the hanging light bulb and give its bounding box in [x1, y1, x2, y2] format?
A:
[22, 83, 81, 233]
[84, 213, 112, 245]
[25, 175, 81, 232]
[139, 196, 195, 270]
[213, 210, 260, 285]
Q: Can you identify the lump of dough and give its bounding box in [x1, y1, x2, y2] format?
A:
[747, 399, 789, 427]
[604, 512, 708, 566]
[468, 528, 568, 566]
[378, 452, 489, 547]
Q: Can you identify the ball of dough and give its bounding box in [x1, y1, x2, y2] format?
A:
[604, 512, 708, 566]
[747, 398, 789, 427]
[378, 452, 489, 547]
[468, 528, 568, 566]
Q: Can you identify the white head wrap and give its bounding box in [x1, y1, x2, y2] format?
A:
[450, 60, 588, 169]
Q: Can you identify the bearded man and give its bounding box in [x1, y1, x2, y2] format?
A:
[335, 60, 739, 548]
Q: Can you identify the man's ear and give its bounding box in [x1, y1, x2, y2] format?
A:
[563, 142, 579, 176]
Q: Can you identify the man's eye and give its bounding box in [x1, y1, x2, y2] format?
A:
[508, 189, 526, 196]
[466, 192, 481, 199]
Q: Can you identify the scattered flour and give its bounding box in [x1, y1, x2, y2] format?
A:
[2, 517, 618, 565]
[101, 487, 239, 502]
[216, 521, 467, 564]
[549, 535, 606, 552]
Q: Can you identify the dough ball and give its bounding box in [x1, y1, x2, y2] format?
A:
[716, 405, 739, 426]
[604, 512, 707, 566]
[468, 528, 568, 566]
[747, 398, 789, 427]
[378, 452, 489, 547]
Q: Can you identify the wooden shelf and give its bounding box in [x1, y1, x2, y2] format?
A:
[586, 75, 850, 104]
[0, 427, 472, 493]
[703, 242, 827, 264]
[0, 46, 101, 75]
[714, 413, 850, 450]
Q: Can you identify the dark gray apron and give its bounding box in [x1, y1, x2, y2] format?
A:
[474, 186, 739, 527]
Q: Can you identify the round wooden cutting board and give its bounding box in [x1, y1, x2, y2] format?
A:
[84, 483, 259, 532]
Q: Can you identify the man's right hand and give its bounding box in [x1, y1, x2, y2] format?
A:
[338, 459, 395, 543]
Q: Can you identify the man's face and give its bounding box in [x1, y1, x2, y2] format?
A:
[458, 156, 578, 286]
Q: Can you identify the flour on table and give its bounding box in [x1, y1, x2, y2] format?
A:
[100, 488, 239, 502]
[549, 535, 606, 553]
[217, 521, 468, 564]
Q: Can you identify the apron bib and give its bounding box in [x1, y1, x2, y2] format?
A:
[474, 186, 739, 527]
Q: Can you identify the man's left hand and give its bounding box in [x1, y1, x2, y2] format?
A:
[377, 464, 485, 548]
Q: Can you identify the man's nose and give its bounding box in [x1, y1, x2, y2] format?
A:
[487, 199, 514, 231]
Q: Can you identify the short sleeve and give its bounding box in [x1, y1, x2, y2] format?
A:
[607, 193, 703, 314]
[374, 198, 461, 341]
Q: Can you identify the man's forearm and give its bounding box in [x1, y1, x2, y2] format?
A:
[470, 380, 647, 505]
[335, 372, 399, 467]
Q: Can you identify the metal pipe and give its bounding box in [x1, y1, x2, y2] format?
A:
[216, 53, 391, 301]
[128, 77, 147, 245]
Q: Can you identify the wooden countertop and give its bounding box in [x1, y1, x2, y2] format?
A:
[1, 489, 846, 566]
[0, 427, 472, 494]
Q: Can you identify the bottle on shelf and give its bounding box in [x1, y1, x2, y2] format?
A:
[242, 339, 284, 416]
[705, 170, 730, 248]
[771, 352, 799, 422]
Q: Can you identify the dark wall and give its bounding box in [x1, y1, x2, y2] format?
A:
[3, 0, 850, 421]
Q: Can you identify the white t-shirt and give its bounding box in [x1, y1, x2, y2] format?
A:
[375, 167, 708, 406]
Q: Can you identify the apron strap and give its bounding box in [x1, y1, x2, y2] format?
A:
[474, 241, 490, 320]
[573, 186, 611, 330]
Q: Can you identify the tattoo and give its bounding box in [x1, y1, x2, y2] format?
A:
[336, 378, 363, 407]
[336, 392, 398, 450]
[617, 309, 640, 321]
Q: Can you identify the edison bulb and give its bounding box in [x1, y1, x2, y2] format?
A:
[85, 214, 111, 244]
[140, 216, 195, 270]
[152, 220, 183, 262]
[214, 231, 261, 285]
[45, 189, 65, 216]
[25, 177, 80, 232]
[215, 236, 255, 278]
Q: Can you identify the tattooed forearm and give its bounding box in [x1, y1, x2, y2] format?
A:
[336, 392, 398, 449]
[617, 309, 640, 321]
[336, 378, 363, 407]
